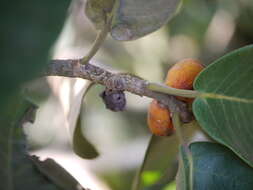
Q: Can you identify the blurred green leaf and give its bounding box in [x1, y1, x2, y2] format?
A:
[85, 0, 115, 29]
[111, 0, 181, 41]
[73, 112, 99, 159]
[193, 45, 253, 167]
[72, 83, 99, 159]
[142, 171, 162, 187]
[143, 181, 176, 190]
[176, 145, 191, 190]
[0, 96, 61, 190]
[132, 135, 178, 190]
[168, 0, 217, 43]
[0, 1, 73, 189]
[0, 0, 70, 108]
[163, 181, 176, 190]
[236, 1, 253, 42]
[177, 142, 253, 190]
[31, 156, 84, 190]
[132, 123, 198, 190]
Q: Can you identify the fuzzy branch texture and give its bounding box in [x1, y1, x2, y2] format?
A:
[45, 59, 193, 123]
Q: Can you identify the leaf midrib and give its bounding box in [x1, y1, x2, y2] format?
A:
[200, 92, 253, 103]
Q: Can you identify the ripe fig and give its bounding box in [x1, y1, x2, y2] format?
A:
[165, 59, 204, 102]
[147, 100, 174, 136]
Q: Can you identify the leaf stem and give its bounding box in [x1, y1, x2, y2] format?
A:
[147, 82, 200, 98]
[172, 112, 194, 190]
[81, 24, 109, 64]
[172, 112, 185, 145]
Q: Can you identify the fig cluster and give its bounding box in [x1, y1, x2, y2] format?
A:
[147, 59, 204, 136]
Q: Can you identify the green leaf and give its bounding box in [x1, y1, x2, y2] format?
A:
[132, 124, 198, 190]
[85, 0, 115, 29]
[110, 0, 181, 41]
[163, 181, 176, 190]
[168, 0, 217, 43]
[0, 0, 70, 108]
[177, 142, 253, 190]
[72, 83, 99, 159]
[142, 171, 162, 187]
[0, 1, 72, 189]
[193, 45, 253, 167]
[0, 96, 61, 190]
[73, 113, 99, 159]
[132, 135, 179, 190]
[31, 156, 84, 190]
[176, 145, 192, 190]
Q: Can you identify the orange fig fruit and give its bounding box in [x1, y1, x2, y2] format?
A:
[165, 59, 204, 102]
[147, 100, 174, 136]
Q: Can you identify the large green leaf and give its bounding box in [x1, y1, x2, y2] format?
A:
[193, 45, 253, 167]
[110, 0, 181, 41]
[176, 142, 253, 190]
[0, 1, 72, 189]
[0, 0, 70, 108]
[0, 97, 61, 190]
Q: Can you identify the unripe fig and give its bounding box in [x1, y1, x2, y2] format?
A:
[147, 100, 174, 136]
[165, 59, 204, 102]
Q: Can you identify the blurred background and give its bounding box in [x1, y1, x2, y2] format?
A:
[24, 0, 253, 189]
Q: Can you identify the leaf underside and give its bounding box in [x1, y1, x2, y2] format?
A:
[110, 0, 181, 41]
[85, 0, 115, 29]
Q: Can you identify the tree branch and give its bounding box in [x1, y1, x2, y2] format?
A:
[45, 59, 193, 123]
